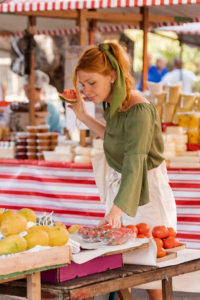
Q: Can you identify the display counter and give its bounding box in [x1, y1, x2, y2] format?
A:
[0, 160, 199, 249]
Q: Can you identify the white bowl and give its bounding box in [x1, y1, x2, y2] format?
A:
[43, 151, 74, 162]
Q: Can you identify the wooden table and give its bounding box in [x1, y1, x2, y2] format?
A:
[0, 258, 199, 300]
[0, 246, 70, 300]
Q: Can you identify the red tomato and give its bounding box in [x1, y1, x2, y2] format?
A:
[168, 227, 177, 237]
[154, 238, 163, 248]
[163, 236, 176, 249]
[88, 230, 95, 235]
[102, 225, 112, 230]
[152, 226, 169, 239]
[137, 235, 147, 238]
[126, 225, 138, 235]
[121, 224, 125, 228]
[157, 247, 166, 258]
[174, 238, 180, 247]
[146, 233, 151, 238]
[136, 223, 150, 235]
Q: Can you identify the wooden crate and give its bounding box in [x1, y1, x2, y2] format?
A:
[157, 252, 177, 263]
[165, 243, 186, 252]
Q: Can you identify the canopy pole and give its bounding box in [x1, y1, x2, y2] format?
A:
[89, 9, 97, 45]
[28, 16, 36, 126]
[140, 7, 149, 92]
[78, 9, 87, 147]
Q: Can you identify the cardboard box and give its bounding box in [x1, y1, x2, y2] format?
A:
[41, 253, 122, 283]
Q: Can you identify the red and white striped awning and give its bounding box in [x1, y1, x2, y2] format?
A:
[157, 22, 200, 35]
[1, 0, 200, 12]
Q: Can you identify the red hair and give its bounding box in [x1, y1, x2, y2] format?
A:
[73, 42, 134, 106]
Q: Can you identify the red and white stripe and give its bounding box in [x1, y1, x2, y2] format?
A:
[1, 0, 200, 12]
[0, 160, 200, 249]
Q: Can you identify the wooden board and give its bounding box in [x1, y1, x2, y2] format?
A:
[102, 243, 149, 257]
[0, 246, 71, 277]
[165, 243, 186, 252]
[157, 252, 177, 263]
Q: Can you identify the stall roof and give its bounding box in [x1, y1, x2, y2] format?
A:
[0, 0, 200, 11]
[157, 22, 200, 35]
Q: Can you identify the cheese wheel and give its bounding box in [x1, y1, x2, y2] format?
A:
[164, 142, 175, 152]
[169, 162, 200, 169]
[74, 155, 91, 163]
[175, 143, 187, 153]
[91, 149, 104, 157]
[163, 152, 176, 160]
[173, 134, 188, 144]
[166, 126, 185, 135]
[170, 156, 199, 162]
[178, 151, 198, 157]
[162, 134, 174, 143]
[75, 146, 93, 156]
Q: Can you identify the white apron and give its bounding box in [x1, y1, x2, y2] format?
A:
[91, 152, 177, 232]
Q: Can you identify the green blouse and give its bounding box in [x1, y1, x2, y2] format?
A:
[104, 102, 164, 217]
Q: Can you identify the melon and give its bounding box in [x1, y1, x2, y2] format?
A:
[29, 225, 51, 233]
[1, 214, 27, 236]
[17, 208, 36, 223]
[54, 222, 66, 229]
[0, 210, 15, 225]
[24, 229, 49, 250]
[68, 224, 82, 234]
[58, 89, 84, 103]
[48, 227, 69, 247]
[0, 235, 27, 255]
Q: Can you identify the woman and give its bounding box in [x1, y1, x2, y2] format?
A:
[23, 70, 63, 133]
[69, 42, 177, 300]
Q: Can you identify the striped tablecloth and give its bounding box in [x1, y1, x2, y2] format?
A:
[0, 160, 199, 249]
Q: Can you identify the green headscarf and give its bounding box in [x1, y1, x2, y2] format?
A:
[99, 43, 127, 118]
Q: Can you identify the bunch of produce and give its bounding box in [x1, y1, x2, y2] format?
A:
[78, 226, 135, 245]
[152, 226, 180, 258]
[0, 208, 69, 255]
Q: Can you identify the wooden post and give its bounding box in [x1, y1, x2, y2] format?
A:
[140, 7, 149, 92]
[27, 272, 41, 300]
[162, 277, 173, 300]
[28, 16, 36, 126]
[79, 9, 87, 147]
[88, 9, 97, 45]
[117, 289, 132, 300]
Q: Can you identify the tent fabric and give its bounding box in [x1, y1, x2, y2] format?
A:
[0, 0, 200, 12]
[157, 22, 200, 35]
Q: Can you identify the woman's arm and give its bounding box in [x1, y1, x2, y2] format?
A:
[67, 96, 105, 139]
[81, 113, 105, 139]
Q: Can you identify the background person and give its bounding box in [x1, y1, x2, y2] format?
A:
[162, 57, 197, 93]
[138, 55, 168, 90]
[68, 42, 177, 300]
[23, 70, 63, 133]
[0, 82, 6, 100]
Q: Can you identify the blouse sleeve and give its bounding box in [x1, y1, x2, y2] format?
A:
[113, 104, 155, 217]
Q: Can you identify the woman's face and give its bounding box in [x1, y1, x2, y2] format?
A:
[77, 70, 115, 105]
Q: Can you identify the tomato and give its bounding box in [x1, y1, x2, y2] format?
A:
[126, 225, 138, 235]
[146, 233, 151, 238]
[136, 223, 150, 235]
[163, 236, 176, 249]
[154, 238, 163, 248]
[152, 226, 169, 239]
[137, 235, 147, 238]
[174, 238, 180, 247]
[168, 227, 177, 237]
[87, 230, 95, 235]
[102, 225, 112, 230]
[157, 247, 166, 258]
[121, 224, 125, 228]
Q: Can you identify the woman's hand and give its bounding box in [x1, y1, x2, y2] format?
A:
[98, 204, 123, 228]
[67, 93, 88, 123]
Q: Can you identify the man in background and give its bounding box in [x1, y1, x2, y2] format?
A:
[138, 55, 168, 90]
[162, 57, 197, 93]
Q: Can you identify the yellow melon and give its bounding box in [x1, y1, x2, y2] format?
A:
[48, 227, 69, 247]
[0, 208, 4, 215]
[1, 214, 27, 236]
[24, 229, 49, 250]
[54, 222, 66, 229]
[0, 210, 15, 225]
[17, 208, 36, 223]
[68, 224, 82, 234]
[29, 225, 51, 233]
[0, 235, 27, 255]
